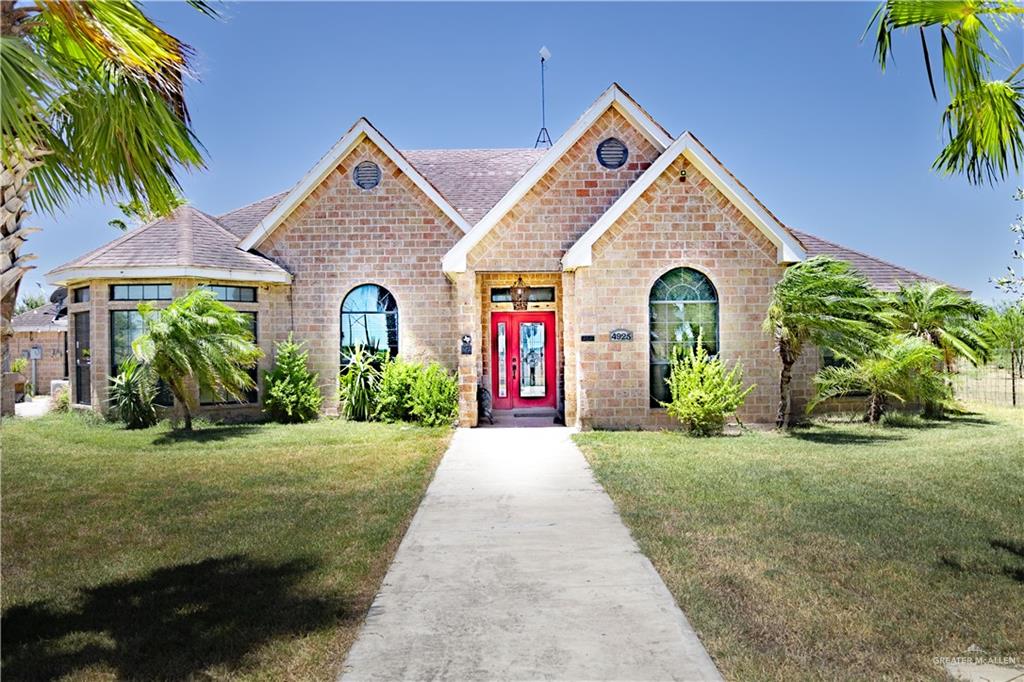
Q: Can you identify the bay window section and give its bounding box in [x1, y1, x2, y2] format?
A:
[110, 310, 172, 406]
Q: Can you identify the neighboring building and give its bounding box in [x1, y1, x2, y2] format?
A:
[10, 297, 68, 395]
[47, 84, 954, 428]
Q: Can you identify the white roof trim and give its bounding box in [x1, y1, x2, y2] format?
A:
[13, 324, 67, 333]
[239, 118, 471, 251]
[562, 132, 807, 270]
[442, 84, 674, 275]
[46, 265, 293, 286]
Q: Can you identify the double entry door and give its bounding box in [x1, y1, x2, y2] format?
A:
[490, 311, 556, 410]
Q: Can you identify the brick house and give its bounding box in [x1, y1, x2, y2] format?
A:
[10, 298, 68, 395]
[47, 84, 949, 427]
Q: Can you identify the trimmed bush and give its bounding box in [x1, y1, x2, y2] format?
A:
[662, 337, 754, 436]
[375, 358, 420, 422]
[263, 334, 323, 423]
[108, 359, 158, 429]
[339, 345, 380, 421]
[411, 362, 458, 427]
[10, 357, 27, 374]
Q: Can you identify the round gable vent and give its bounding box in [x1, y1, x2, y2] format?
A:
[353, 161, 381, 190]
[596, 137, 628, 169]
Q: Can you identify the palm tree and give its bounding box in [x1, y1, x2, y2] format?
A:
[764, 256, 882, 428]
[1, 0, 211, 374]
[809, 334, 949, 423]
[866, 0, 1024, 184]
[886, 282, 989, 373]
[132, 288, 262, 432]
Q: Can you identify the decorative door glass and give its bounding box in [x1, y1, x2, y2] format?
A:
[496, 322, 507, 398]
[519, 322, 546, 397]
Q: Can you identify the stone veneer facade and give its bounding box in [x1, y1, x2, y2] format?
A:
[59, 96, 830, 429]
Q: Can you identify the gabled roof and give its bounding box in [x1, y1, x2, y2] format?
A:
[442, 83, 675, 274]
[789, 228, 964, 292]
[46, 206, 291, 285]
[12, 302, 66, 333]
[563, 131, 807, 269]
[238, 118, 473, 251]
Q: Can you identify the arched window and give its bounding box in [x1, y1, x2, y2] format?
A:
[649, 268, 719, 406]
[341, 284, 398, 360]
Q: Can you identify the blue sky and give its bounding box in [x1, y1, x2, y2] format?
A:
[23, 1, 1020, 303]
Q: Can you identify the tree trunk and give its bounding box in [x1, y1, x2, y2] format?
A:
[182, 408, 192, 432]
[867, 393, 884, 423]
[1, 146, 43, 412]
[776, 342, 794, 428]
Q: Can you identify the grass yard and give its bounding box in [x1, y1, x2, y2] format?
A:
[575, 406, 1024, 681]
[1, 413, 451, 681]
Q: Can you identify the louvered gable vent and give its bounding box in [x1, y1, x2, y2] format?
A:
[596, 137, 628, 169]
[353, 160, 381, 189]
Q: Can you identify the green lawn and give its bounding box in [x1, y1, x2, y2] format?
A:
[575, 406, 1024, 681]
[1, 413, 451, 681]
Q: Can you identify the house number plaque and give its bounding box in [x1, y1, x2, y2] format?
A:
[610, 329, 633, 342]
[460, 335, 472, 355]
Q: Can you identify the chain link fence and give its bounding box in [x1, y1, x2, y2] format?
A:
[952, 348, 1022, 408]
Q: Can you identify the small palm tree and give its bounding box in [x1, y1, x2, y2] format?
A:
[1, 0, 211, 370]
[886, 282, 989, 373]
[809, 335, 949, 423]
[132, 288, 262, 432]
[764, 256, 882, 428]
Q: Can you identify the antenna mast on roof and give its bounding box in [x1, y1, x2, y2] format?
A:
[534, 47, 553, 149]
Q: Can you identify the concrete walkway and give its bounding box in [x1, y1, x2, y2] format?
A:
[340, 426, 721, 681]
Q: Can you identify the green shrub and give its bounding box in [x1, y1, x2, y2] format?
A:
[108, 359, 158, 429]
[375, 357, 421, 422]
[263, 334, 323, 423]
[411, 362, 458, 427]
[52, 385, 70, 413]
[339, 345, 380, 421]
[662, 337, 755, 436]
[10, 357, 27, 374]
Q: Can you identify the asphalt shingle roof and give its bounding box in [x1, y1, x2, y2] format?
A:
[402, 148, 547, 225]
[48, 147, 957, 293]
[12, 302, 66, 331]
[49, 206, 289, 277]
[788, 228, 961, 292]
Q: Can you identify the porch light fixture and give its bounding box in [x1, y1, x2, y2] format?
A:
[510, 276, 530, 310]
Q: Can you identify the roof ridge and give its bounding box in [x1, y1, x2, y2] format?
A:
[193, 207, 271, 252]
[216, 190, 291, 219]
[180, 207, 194, 266]
[788, 227, 953, 288]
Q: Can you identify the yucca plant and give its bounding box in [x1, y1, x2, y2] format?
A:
[338, 345, 380, 421]
[108, 358, 157, 429]
[132, 288, 262, 432]
[808, 335, 949, 423]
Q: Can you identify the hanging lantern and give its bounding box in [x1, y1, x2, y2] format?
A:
[510, 275, 530, 310]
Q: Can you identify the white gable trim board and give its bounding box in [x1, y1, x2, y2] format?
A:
[47, 265, 293, 286]
[562, 132, 807, 270]
[238, 118, 472, 251]
[441, 84, 674, 276]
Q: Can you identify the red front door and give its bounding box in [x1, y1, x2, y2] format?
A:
[490, 311, 557, 410]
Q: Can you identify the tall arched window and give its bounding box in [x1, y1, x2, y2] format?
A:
[649, 268, 719, 406]
[341, 284, 398, 360]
